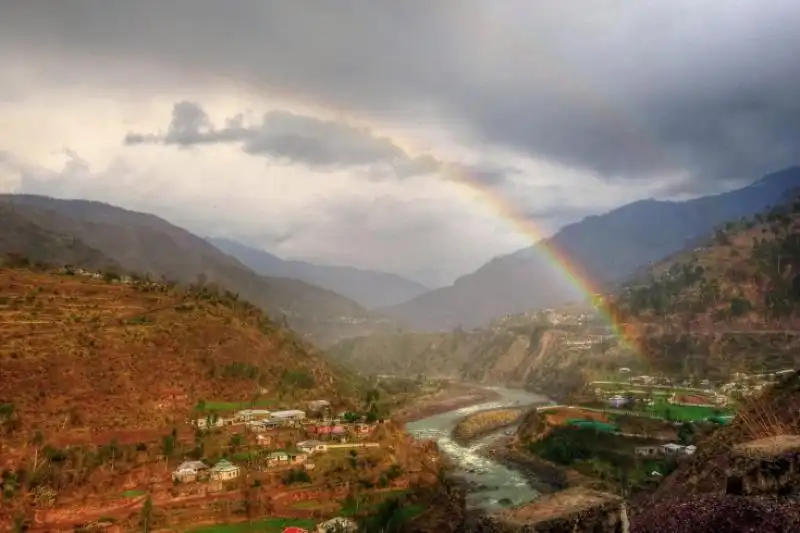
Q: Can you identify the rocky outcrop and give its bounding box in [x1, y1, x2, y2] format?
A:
[632, 434, 800, 532]
[725, 434, 800, 497]
[463, 488, 627, 533]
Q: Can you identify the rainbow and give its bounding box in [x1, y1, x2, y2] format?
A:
[436, 161, 642, 356]
[227, 28, 665, 355]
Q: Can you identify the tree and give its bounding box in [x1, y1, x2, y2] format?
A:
[140, 495, 154, 532]
[677, 422, 695, 445]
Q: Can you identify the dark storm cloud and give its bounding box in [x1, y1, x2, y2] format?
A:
[4, 0, 800, 187]
[126, 101, 514, 182]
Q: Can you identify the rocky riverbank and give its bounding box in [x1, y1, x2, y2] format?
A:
[452, 408, 526, 446]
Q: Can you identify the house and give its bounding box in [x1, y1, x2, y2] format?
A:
[316, 517, 358, 533]
[266, 451, 290, 467]
[634, 446, 662, 457]
[193, 416, 225, 429]
[171, 460, 209, 482]
[235, 409, 271, 422]
[608, 395, 627, 408]
[256, 434, 273, 446]
[353, 423, 374, 436]
[660, 443, 696, 456]
[210, 459, 241, 481]
[297, 440, 328, 454]
[271, 410, 306, 423]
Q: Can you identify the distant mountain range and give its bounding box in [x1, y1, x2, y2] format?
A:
[378, 167, 800, 330]
[0, 195, 396, 345]
[208, 237, 429, 309]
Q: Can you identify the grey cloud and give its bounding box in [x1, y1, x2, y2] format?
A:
[127, 101, 515, 183]
[4, 0, 800, 188]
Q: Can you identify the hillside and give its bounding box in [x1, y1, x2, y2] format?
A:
[331, 198, 800, 396]
[0, 195, 392, 345]
[609, 194, 800, 378]
[0, 203, 119, 272]
[209, 237, 429, 309]
[380, 167, 800, 330]
[328, 325, 604, 400]
[649, 370, 800, 500]
[0, 267, 366, 439]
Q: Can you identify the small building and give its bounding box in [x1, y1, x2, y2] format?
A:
[236, 409, 271, 422]
[210, 459, 241, 481]
[660, 443, 695, 456]
[256, 434, 273, 447]
[194, 416, 225, 429]
[635, 446, 662, 457]
[316, 517, 358, 533]
[267, 451, 290, 467]
[172, 460, 209, 482]
[271, 410, 306, 422]
[353, 423, 374, 436]
[608, 395, 627, 408]
[298, 440, 328, 454]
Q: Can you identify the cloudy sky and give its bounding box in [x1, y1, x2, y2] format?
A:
[1, 1, 798, 287]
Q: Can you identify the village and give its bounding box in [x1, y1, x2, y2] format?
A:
[178, 399, 385, 487]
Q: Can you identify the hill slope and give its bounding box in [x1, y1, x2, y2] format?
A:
[0, 203, 119, 271]
[0, 267, 366, 439]
[209, 237, 429, 309]
[331, 197, 800, 396]
[0, 195, 388, 344]
[609, 193, 800, 378]
[380, 167, 800, 330]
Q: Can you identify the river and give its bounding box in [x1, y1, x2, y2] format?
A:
[405, 387, 549, 511]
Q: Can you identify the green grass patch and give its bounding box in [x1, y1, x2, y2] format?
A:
[196, 399, 277, 412]
[187, 517, 316, 533]
[120, 489, 146, 498]
[291, 500, 329, 510]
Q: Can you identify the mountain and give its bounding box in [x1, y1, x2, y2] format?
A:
[331, 196, 800, 397]
[379, 167, 800, 330]
[0, 195, 391, 345]
[208, 237, 429, 309]
[0, 267, 367, 439]
[0, 203, 119, 271]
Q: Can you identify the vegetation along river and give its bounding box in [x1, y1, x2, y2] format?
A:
[406, 387, 549, 510]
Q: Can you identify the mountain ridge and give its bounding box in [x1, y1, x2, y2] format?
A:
[0, 194, 393, 345]
[378, 167, 800, 330]
[208, 236, 429, 309]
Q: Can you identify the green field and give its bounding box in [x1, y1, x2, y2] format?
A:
[196, 399, 277, 412]
[600, 401, 731, 422]
[188, 517, 316, 533]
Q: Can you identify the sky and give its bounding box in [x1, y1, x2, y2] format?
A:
[1, 1, 798, 287]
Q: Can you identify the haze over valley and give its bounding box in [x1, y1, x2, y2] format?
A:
[2, 2, 800, 532]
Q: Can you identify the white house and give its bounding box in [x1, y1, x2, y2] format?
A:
[660, 443, 696, 456]
[298, 440, 328, 454]
[316, 517, 358, 533]
[210, 459, 241, 481]
[172, 460, 209, 482]
[235, 409, 271, 422]
[270, 409, 306, 421]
